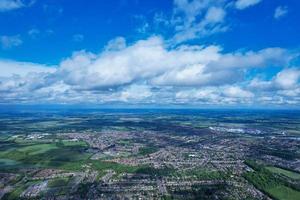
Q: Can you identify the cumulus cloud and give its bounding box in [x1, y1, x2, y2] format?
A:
[152, 47, 290, 87]
[249, 68, 300, 91]
[28, 28, 40, 39]
[0, 0, 23, 11]
[147, 0, 269, 44]
[274, 6, 288, 19]
[169, 0, 228, 43]
[0, 59, 56, 77]
[175, 86, 254, 105]
[120, 85, 152, 102]
[0, 36, 297, 106]
[207, 48, 291, 71]
[205, 6, 226, 23]
[247, 68, 300, 105]
[153, 0, 264, 43]
[0, 35, 23, 49]
[0, 0, 35, 12]
[224, 86, 254, 98]
[0, 0, 298, 106]
[274, 68, 300, 89]
[54, 37, 290, 90]
[72, 34, 84, 42]
[235, 0, 262, 10]
[105, 37, 126, 51]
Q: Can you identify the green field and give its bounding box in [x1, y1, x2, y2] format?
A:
[267, 185, 300, 200]
[138, 146, 159, 156]
[0, 158, 20, 168]
[18, 143, 59, 155]
[244, 161, 300, 200]
[0, 138, 146, 175]
[266, 166, 300, 180]
[48, 177, 70, 188]
[61, 140, 88, 147]
[0, 140, 91, 171]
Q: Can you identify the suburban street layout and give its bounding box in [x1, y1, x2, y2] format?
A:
[0, 109, 299, 199]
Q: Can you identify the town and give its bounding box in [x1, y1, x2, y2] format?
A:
[0, 110, 299, 199]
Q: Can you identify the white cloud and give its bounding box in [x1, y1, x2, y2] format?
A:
[0, 35, 22, 49]
[235, 0, 262, 10]
[164, 0, 263, 43]
[205, 6, 226, 23]
[223, 86, 254, 98]
[0, 0, 35, 12]
[0, 0, 297, 106]
[0, 36, 297, 106]
[0, 59, 56, 77]
[249, 68, 300, 91]
[175, 86, 254, 105]
[58, 37, 170, 90]
[137, 22, 150, 34]
[28, 28, 40, 38]
[0, 0, 23, 11]
[277, 88, 300, 97]
[105, 37, 126, 51]
[170, 0, 228, 43]
[150, 0, 265, 43]
[152, 47, 289, 87]
[207, 48, 291, 70]
[175, 88, 220, 104]
[274, 68, 300, 89]
[72, 34, 84, 42]
[247, 68, 300, 105]
[274, 6, 288, 19]
[59, 37, 283, 89]
[120, 85, 152, 102]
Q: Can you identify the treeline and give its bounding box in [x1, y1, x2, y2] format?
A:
[244, 160, 300, 200]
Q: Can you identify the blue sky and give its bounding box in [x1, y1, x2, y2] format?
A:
[0, 0, 300, 107]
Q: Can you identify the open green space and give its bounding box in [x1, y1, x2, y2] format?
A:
[0, 140, 91, 171]
[0, 138, 147, 175]
[138, 146, 159, 156]
[0, 158, 21, 168]
[268, 185, 300, 200]
[2, 180, 42, 200]
[266, 166, 300, 180]
[48, 177, 70, 188]
[244, 160, 300, 200]
[3, 185, 27, 200]
[61, 140, 88, 147]
[18, 143, 59, 155]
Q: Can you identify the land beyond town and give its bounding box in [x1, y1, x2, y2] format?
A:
[0, 109, 299, 200]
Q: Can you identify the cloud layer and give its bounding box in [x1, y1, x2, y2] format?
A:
[0, 36, 298, 106]
[0, 0, 35, 12]
[0, 0, 299, 107]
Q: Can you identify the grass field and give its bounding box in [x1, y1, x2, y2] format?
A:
[267, 185, 300, 200]
[266, 166, 300, 180]
[0, 158, 20, 168]
[0, 140, 91, 171]
[244, 161, 300, 200]
[18, 143, 59, 155]
[3, 180, 41, 200]
[138, 146, 158, 156]
[61, 140, 88, 147]
[48, 177, 70, 188]
[0, 138, 144, 175]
